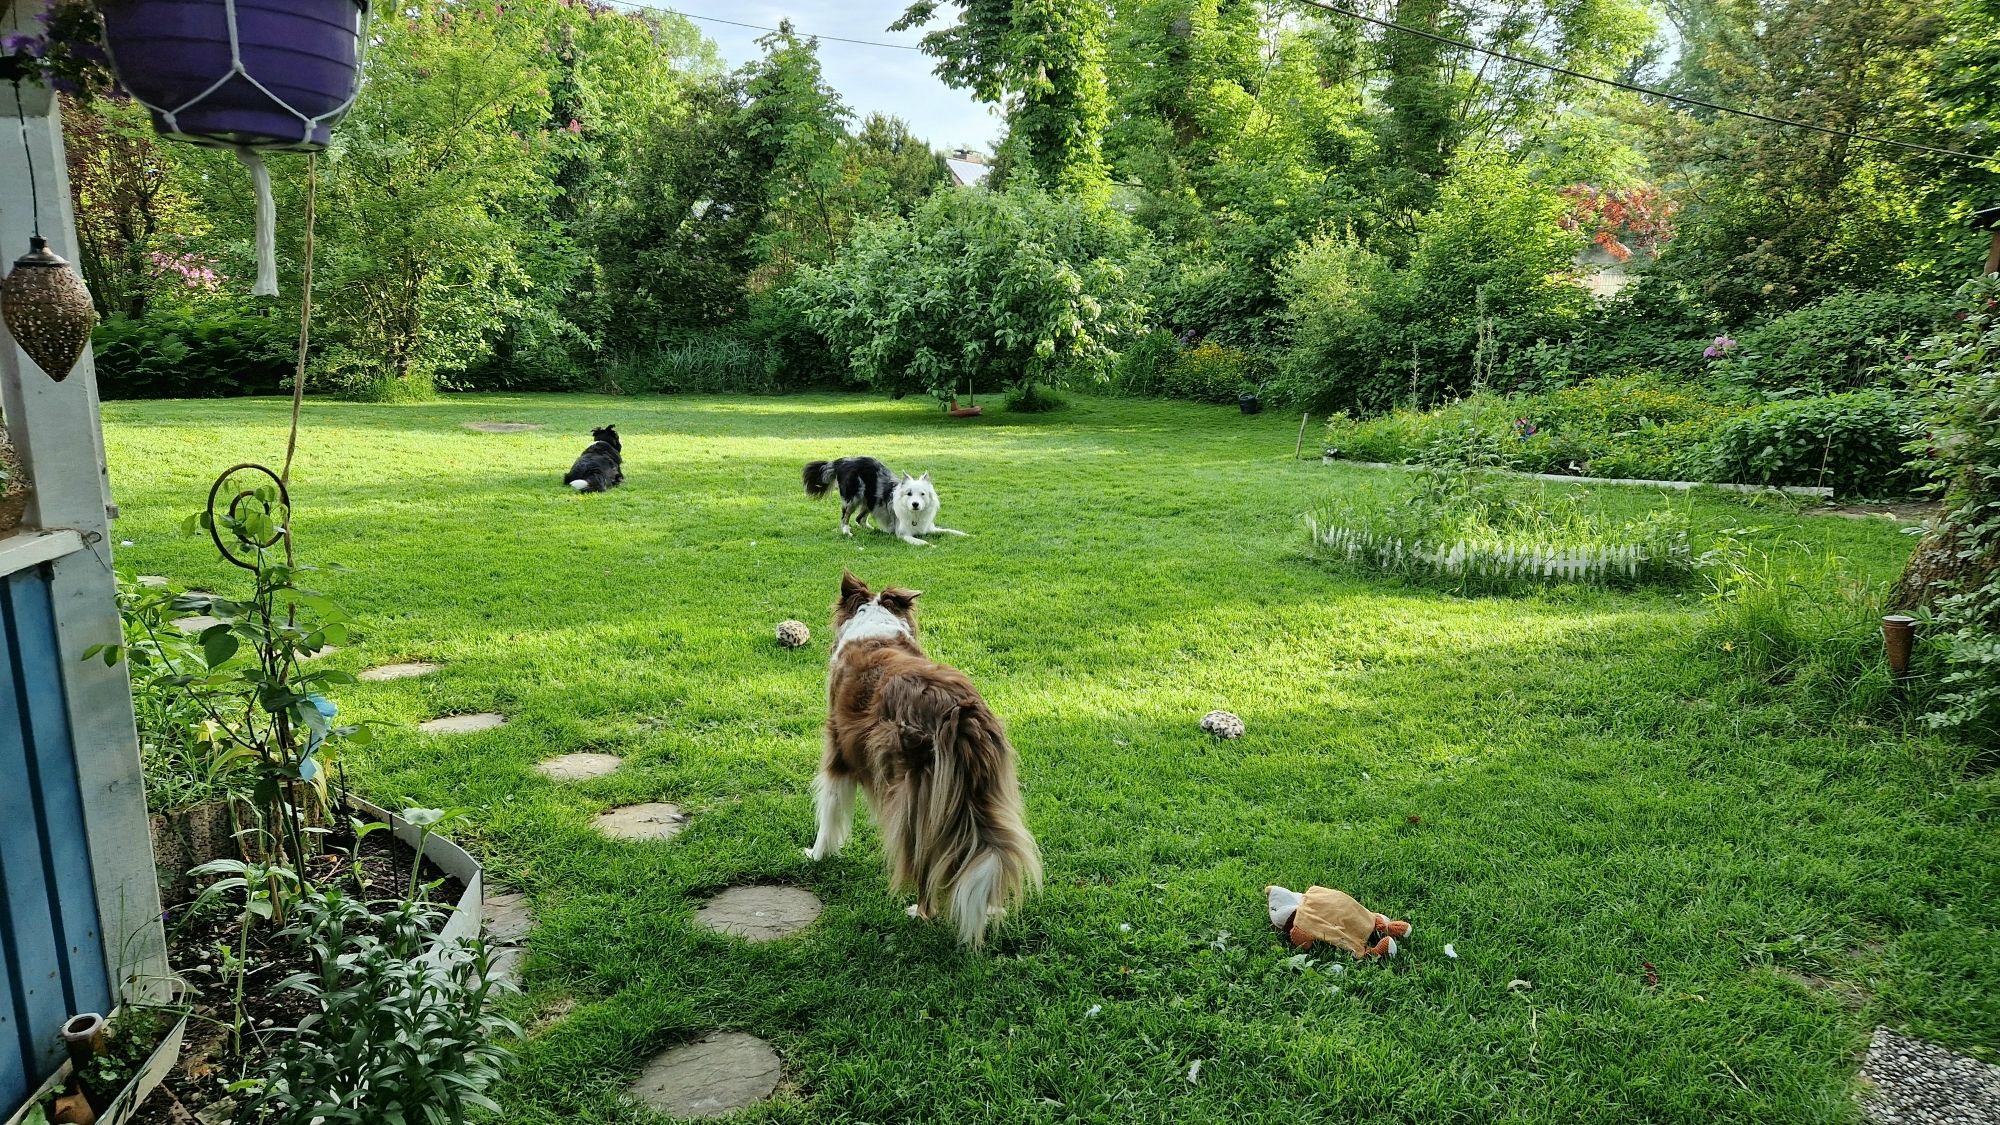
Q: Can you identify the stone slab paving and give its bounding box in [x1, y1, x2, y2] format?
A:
[359, 661, 440, 682]
[1862, 1027, 2000, 1125]
[536, 751, 623, 781]
[592, 802, 689, 842]
[484, 890, 535, 944]
[626, 1032, 781, 1119]
[694, 885, 822, 943]
[486, 944, 526, 991]
[419, 712, 506, 734]
[463, 421, 543, 433]
[136, 575, 169, 588]
[172, 615, 223, 633]
[301, 644, 337, 661]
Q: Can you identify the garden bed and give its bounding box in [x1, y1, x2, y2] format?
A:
[127, 799, 481, 1125]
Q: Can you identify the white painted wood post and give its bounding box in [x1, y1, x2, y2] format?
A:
[0, 38, 168, 998]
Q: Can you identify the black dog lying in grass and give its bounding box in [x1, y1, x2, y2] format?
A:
[565, 425, 623, 492]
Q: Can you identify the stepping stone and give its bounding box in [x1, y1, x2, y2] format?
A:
[172, 615, 223, 634]
[1861, 1027, 2000, 1125]
[463, 421, 542, 433]
[136, 575, 169, 588]
[592, 802, 688, 842]
[301, 644, 337, 661]
[359, 661, 440, 682]
[694, 885, 821, 943]
[536, 752, 622, 782]
[419, 712, 505, 734]
[626, 1032, 780, 1119]
[484, 890, 534, 944]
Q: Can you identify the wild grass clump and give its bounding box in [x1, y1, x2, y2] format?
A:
[1307, 455, 1693, 589]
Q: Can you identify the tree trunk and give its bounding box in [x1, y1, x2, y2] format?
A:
[1892, 521, 1970, 611]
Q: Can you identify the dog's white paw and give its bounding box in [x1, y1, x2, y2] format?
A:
[905, 903, 923, 918]
[839, 526, 852, 538]
[803, 846, 822, 862]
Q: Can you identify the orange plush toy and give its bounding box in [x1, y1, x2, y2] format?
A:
[1266, 885, 1412, 959]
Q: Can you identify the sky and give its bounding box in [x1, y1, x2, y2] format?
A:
[646, 2, 1004, 154]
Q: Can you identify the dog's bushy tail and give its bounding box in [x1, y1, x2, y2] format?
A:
[803, 460, 836, 499]
[888, 700, 1042, 949]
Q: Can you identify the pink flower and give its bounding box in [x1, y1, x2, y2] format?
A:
[1702, 334, 1737, 360]
[567, 118, 582, 134]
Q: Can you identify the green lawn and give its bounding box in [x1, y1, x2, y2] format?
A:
[102, 393, 1993, 1124]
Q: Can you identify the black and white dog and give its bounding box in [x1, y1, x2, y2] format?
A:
[803, 457, 966, 546]
[565, 425, 623, 492]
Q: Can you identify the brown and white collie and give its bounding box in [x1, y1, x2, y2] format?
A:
[804, 571, 1041, 947]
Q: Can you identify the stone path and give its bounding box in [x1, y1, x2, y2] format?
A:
[359, 661, 440, 682]
[536, 752, 622, 781]
[592, 802, 689, 841]
[136, 575, 169, 588]
[694, 886, 821, 943]
[463, 421, 543, 433]
[626, 1032, 781, 1119]
[171, 615, 222, 633]
[483, 888, 535, 990]
[1862, 1027, 2000, 1125]
[419, 712, 506, 734]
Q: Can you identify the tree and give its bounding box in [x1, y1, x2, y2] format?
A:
[63, 96, 204, 319]
[844, 114, 950, 218]
[741, 22, 854, 270]
[895, 0, 1112, 200]
[798, 184, 1143, 401]
[309, 0, 555, 396]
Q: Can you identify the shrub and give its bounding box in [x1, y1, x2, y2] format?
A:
[1705, 390, 1920, 496]
[1110, 329, 1180, 396]
[1166, 341, 1258, 403]
[797, 183, 1143, 402]
[92, 304, 293, 399]
[1720, 288, 1950, 394]
[1323, 374, 1751, 482]
[613, 335, 771, 394]
[1004, 382, 1068, 412]
[1275, 163, 1590, 412]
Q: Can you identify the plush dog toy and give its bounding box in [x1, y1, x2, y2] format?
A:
[1266, 885, 1412, 959]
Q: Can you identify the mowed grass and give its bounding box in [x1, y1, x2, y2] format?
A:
[101, 393, 1993, 1124]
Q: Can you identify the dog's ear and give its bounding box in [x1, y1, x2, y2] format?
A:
[839, 570, 871, 603]
[919, 471, 931, 482]
[877, 587, 921, 617]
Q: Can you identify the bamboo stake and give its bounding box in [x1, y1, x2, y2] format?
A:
[1294, 412, 1310, 459]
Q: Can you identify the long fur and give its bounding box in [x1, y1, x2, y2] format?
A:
[806, 572, 1040, 947]
[803, 456, 966, 546]
[566, 425, 623, 492]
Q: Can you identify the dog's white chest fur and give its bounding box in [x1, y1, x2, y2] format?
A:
[833, 602, 911, 659]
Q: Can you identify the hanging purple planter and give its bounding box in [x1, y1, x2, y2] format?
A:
[97, 0, 369, 152]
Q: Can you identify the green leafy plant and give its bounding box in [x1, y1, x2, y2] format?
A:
[91, 305, 294, 400]
[190, 856, 302, 1056]
[1109, 329, 1179, 396]
[1705, 390, 1921, 497]
[1897, 276, 2000, 739]
[247, 887, 517, 1125]
[1716, 288, 1950, 395]
[107, 574, 256, 813]
[86, 474, 368, 873]
[797, 183, 1143, 403]
[1164, 341, 1259, 404]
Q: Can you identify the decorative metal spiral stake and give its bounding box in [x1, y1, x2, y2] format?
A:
[205, 462, 293, 571]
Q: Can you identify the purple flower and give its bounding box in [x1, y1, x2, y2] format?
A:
[1703, 334, 1738, 360]
[1, 31, 48, 59]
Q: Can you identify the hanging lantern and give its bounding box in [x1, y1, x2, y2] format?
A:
[1, 237, 95, 381]
[96, 0, 370, 295]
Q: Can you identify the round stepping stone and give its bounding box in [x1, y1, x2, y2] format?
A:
[694, 885, 821, 943]
[463, 421, 543, 433]
[592, 802, 688, 842]
[419, 712, 506, 734]
[172, 615, 223, 634]
[359, 661, 440, 682]
[483, 890, 534, 944]
[136, 575, 169, 588]
[536, 752, 622, 781]
[626, 1032, 780, 1119]
[301, 644, 337, 661]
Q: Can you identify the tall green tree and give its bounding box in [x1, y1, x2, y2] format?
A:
[894, 0, 1113, 200]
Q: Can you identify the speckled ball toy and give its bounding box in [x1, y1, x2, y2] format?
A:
[1200, 710, 1245, 739]
[775, 619, 812, 648]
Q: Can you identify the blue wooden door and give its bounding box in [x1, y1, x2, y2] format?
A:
[0, 562, 112, 1112]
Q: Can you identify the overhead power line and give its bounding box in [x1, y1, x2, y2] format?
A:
[607, 1, 922, 51]
[1288, 0, 1995, 166]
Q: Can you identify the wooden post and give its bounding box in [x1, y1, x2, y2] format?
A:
[1976, 205, 2000, 276]
[1293, 412, 1310, 459]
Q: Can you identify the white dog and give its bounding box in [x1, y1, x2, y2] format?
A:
[803, 457, 969, 546]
